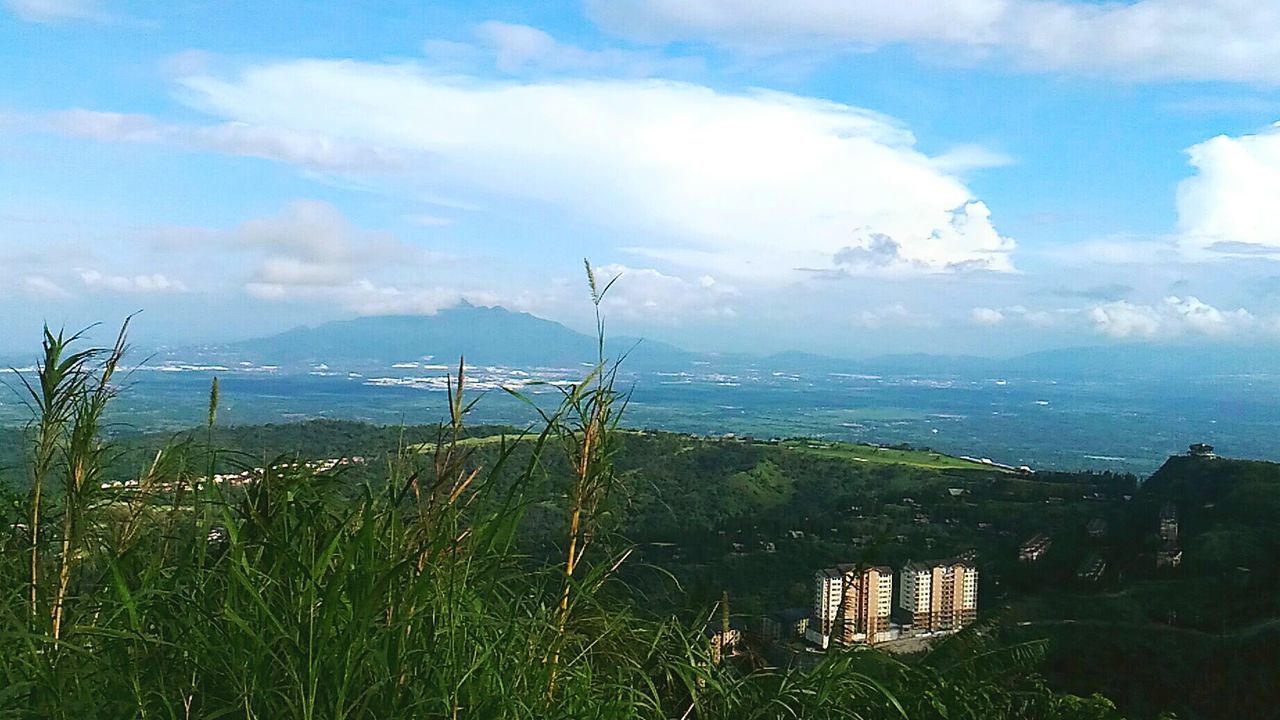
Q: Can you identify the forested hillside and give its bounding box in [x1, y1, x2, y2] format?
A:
[7, 398, 1280, 717]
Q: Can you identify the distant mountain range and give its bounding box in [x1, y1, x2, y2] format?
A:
[13, 302, 1280, 380]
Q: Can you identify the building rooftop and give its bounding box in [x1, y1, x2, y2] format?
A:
[904, 557, 977, 572]
[1188, 443, 1216, 457]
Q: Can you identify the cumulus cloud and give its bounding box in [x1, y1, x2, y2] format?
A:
[592, 263, 737, 321]
[834, 233, 904, 269]
[1087, 296, 1253, 338]
[1177, 123, 1280, 256]
[233, 200, 427, 300]
[969, 304, 1060, 328]
[231, 211, 717, 321]
[1166, 295, 1252, 335]
[586, 0, 1280, 84]
[159, 59, 1012, 279]
[248, 278, 468, 317]
[970, 307, 1004, 325]
[4, 0, 98, 22]
[79, 270, 186, 293]
[1088, 301, 1164, 339]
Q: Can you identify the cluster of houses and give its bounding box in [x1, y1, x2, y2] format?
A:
[1016, 498, 1184, 583]
[97, 456, 367, 494]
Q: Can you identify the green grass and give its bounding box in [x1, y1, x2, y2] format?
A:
[409, 433, 1005, 473]
[405, 434, 510, 452]
[727, 459, 795, 510]
[781, 440, 1010, 472]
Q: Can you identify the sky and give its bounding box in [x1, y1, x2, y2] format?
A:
[4, 0, 1280, 357]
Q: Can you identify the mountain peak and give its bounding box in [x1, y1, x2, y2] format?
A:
[231, 304, 685, 369]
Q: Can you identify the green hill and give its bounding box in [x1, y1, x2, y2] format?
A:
[1142, 454, 1280, 534]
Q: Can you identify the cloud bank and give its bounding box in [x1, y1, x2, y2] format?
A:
[167, 60, 1013, 279]
[10, 59, 1013, 284]
[587, 0, 1280, 84]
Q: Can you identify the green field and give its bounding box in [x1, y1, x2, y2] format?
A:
[779, 439, 1011, 472]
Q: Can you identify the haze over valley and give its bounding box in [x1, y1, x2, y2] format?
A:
[4, 304, 1276, 473]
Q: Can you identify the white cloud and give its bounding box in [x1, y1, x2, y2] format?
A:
[166, 59, 1012, 279]
[47, 109, 407, 173]
[341, 281, 466, 316]
[22, 275, 72, 299]
[1177, 123, 1280, 256]
[966, 304, 1062, 328]
[1005, 305, 1056, 328]
[1165, 295, 1252, 335]
[970, 307, 1004, 325]
[79, 270, 186, 293]
[1087, 296, 1253, 338]
[931, 144, 1015, 174]
[854, 303, 933, 329]
[232, 200, 427, 299]
[593, 263, 737, 321]
[586, 0, 1280, 84]
[247, 278, 467, 316]
[1088, 301, 1163, 339]
[473, 21, 703, 77]
[50, 110, 162, 142]
[4, 0, 98, 22]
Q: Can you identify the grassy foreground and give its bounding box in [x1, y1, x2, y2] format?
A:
[0, 309, 1132, 718]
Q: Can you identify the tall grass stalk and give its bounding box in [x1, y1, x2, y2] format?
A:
[545, 260, 627, 700]
[16, 326, 95, 624]
[50, 318, 130, 640]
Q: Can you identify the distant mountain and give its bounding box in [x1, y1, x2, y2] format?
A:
[228, 302, 691, 370]
[199, 303, 1280, 380]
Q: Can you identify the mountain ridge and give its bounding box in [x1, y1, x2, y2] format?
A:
[122, 303, 1280, 378]
[227, 302, 692, 369]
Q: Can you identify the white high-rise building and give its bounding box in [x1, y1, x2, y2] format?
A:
[813, 564, 894, 645]
[898, 559, 978, 633]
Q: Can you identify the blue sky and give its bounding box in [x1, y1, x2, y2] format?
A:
[4, 0, 1280, 357]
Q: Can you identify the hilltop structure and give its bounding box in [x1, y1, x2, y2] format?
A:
[1188, 443, 1216, 458]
